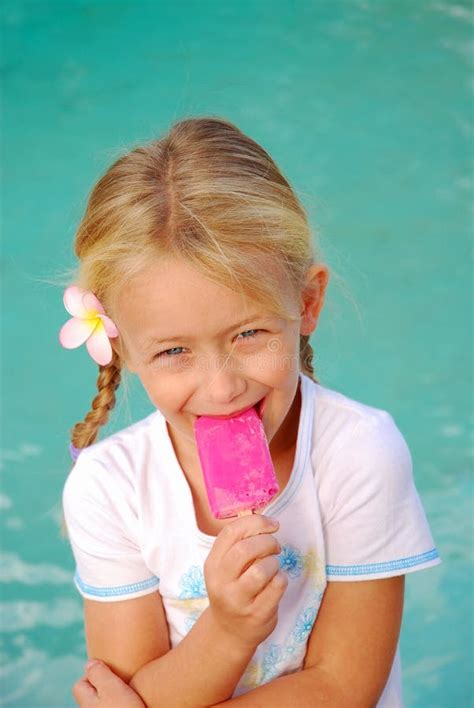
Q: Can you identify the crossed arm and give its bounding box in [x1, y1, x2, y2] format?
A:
[75, 575, 405, 707]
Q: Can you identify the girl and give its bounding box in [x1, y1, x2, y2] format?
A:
[60, 116, 441, 707]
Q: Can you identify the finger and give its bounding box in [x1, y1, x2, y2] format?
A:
[211, 514, 279, 565]
[85, 659, 127, 693]
[252, 569, 289, 616]
[224, 532, 281, 580]
[238, 554, 281, 599]
[72, 677, 97, 706]
[85, 660, 146, 706]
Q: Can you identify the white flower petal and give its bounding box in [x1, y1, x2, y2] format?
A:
[82, 291, 105, 316]
[99, 314, 119, 338]
[86, 323, 113, 365]
[63, 286, 90, 318]
[59, 318, 96, 349]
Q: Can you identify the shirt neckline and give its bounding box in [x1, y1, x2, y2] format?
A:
[157, 371, 314, 546]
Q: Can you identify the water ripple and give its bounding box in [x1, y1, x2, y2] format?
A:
[0, 598, 82, 632]
[0, 444, 42, 470]
[1, 645, 83, 706]
[432, 2, 474, 22]
[0, 552, 71, 584]
[0, 494, 12, 510]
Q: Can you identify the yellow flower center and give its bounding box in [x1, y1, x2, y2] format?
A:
[84, 311, 104, 333]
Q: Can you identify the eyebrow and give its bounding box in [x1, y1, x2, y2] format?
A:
[140, 315, 273, 351]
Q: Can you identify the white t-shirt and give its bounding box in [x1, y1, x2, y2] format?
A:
[62, 372, 442, 705]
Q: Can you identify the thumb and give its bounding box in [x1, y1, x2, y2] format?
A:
[85, 659, 122, 690]
[84, 660, 145, 705]
[72, 676, 97, 706]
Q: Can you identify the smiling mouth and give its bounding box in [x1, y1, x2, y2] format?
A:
[197, 397, 266, 421]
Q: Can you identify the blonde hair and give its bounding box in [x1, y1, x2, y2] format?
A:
[67, 116, 326, 452]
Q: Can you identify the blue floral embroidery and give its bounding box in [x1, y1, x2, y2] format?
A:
[184, 610, 202, 633]
[235, 545, 327, 692]
[178, 566, 207, 599]
[278, 544, 304, 578]
[293, 606, 318, 643]
[261, 643, 283, 682]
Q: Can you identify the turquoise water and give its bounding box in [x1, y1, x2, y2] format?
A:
[1, 1, 472, 705]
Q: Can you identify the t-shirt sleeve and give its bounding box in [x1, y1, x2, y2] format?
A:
[62, 451, 159, 602]
[319, 411, 442, 581]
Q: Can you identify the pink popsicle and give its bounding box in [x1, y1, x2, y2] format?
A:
[193, 405, 279, 519]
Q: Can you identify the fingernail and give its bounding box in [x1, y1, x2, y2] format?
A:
[86, 660, 100, 671]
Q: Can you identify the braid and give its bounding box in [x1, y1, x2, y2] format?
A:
[299, 334, 319, 384]
[70, 349, 122, 450]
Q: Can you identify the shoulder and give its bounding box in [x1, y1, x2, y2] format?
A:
[304, 379, 412, 504]
[304, 376, 396, 439]
[63, 409, 162, 515]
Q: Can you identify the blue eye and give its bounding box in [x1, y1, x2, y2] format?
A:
[153, 329, 263, 361]
[155, 346, 185, 359]
[237, 329, 261, 340]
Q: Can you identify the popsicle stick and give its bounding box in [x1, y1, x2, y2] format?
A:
[237, 510, 254, 517]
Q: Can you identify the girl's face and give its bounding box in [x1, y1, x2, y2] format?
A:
[114, 257, 327, 460]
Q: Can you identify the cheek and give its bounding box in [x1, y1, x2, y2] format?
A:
[248, 336, 299, 380]
[136, 371, 166, 408]
[138, 373, 189, 414]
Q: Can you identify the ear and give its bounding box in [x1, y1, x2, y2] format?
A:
[299, 264, 329, 337]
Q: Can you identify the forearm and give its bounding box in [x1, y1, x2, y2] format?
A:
[128, 607, 257, 708]
[208, 665, 349, 707]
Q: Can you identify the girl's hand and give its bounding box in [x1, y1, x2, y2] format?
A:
[72, 660, 146, 707]
[204, 513, 288, 651]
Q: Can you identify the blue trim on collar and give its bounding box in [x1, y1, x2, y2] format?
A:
[326, 548, 441, 576]
[262, 372, 314, 517]
[74, 571, 159, 597]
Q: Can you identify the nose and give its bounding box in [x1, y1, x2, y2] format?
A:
[200, 352, 247, 408]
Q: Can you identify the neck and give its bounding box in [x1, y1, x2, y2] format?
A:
[269, 380, 301, 458]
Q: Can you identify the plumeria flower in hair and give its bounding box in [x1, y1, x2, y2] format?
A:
[59, 286, 119, 366]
